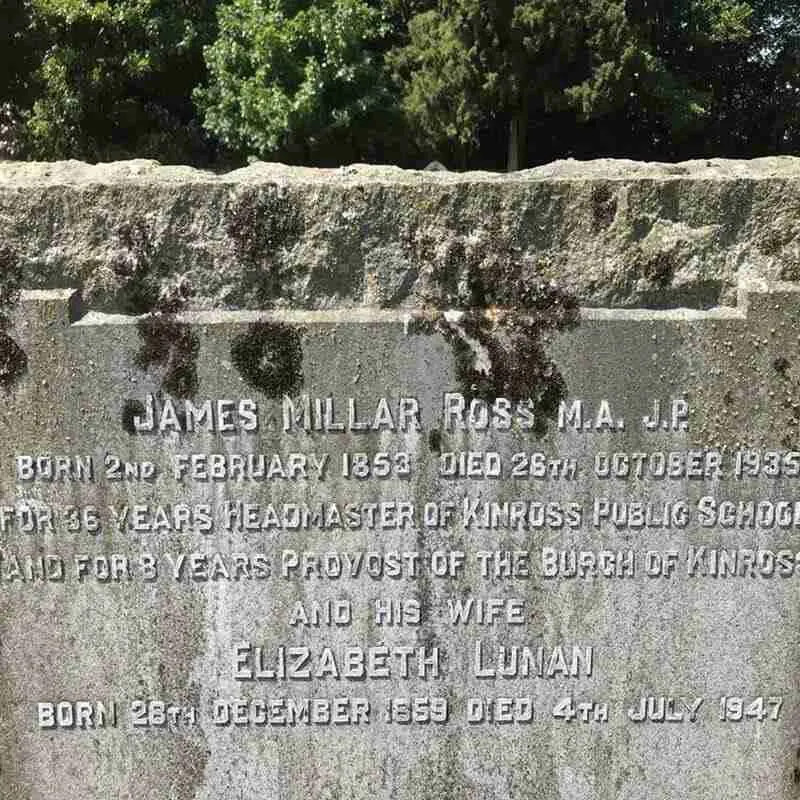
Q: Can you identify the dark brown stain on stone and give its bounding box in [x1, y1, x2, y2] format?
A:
[0, 334, 28, 392]
[774, 356, 791, 376]
[230, 322, 303, 398]
[404, 313, 439, 337]
[224, 188, 303, 305]
[0, 246, 22, 308]
[121, 398, 146, 435]
[407, 238, 580, 435]
[428, 282, 579, 436]
[441, 313, 572, 436]
[792, 746, 800, 791]
[642, 250, 676, 288]
[225, 189, 302, 259]
[135, 315, 200, 399]
[112, 220, 160, 314]
[428, 429, 442, 454]
[108, 218, 201, 315]
[591, 184, 617, 230]
[0, 246, 26, 392]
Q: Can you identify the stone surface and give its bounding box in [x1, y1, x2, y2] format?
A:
[1, 281, 800, 798]
[2, 160, 800, 799]
[2, 157, 800, 311]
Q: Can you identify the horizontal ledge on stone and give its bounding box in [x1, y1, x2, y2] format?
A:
[13, 289, 85, 327]
[10, 279, 800, 328]
[580, 307, 745, 321]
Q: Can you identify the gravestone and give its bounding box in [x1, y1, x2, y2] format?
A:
[2, 160, 800, 799]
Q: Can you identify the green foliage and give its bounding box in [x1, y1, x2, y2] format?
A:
[1, 0, 800, 166]
[386, 9, 480, 163]
[567, 0, 800, 158]
[23, 0, 217, 161]
[1, 1, 41, 105]
[391, 0, 800, 166]
[196, 0, 399, 163]
[0, 1, 41, 158]
[389, 0, 586, 165]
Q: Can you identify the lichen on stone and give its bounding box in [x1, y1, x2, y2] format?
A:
[0, 246, 26, 392]
[223, 187, 304, 306]
[591, 183, 618, 230]
[134, 282, 200, 399]
[411, 271, 580, 436]
[230, 322, 303, 398]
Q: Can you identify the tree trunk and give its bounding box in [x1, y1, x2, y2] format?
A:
[507, 104, 528, 172]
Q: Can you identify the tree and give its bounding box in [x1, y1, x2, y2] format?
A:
[0, 0, 43, 158]
[196, 0, 405, 164]
[390, 0, 587, 170]
[567, 0, 755, 158]
[1, 1, 40, 105]
[22, 0, 217, 162]
[554, 0, 800, 160]
[3, 0, 800, 167]
[391, 0, 800, 169]
[689, 1, 800, 155]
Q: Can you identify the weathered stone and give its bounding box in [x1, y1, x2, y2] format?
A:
[2, 158, 800, 311]
[2, 160, 800, 799]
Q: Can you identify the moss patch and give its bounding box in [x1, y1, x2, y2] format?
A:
[641, 249, 677, 288]
[0, 246, 26, 392]
[406, 232, 580, 436]
[121, 398, 146, 435]
[224, 188, 304, 305]
[411, 281, 579, 436]
[135, 315, 200, 399]
[225, 188, 302, 260]
[591, 184, 618, 230]
[0, 247, 22, 308]
[230, 322, 303, 398]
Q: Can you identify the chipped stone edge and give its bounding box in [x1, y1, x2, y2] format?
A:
[5, 157, 800, 188]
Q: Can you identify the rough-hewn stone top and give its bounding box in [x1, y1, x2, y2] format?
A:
[2, 157, 799, 311]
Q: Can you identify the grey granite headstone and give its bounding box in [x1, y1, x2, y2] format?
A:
[2, 160, 800, 799]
